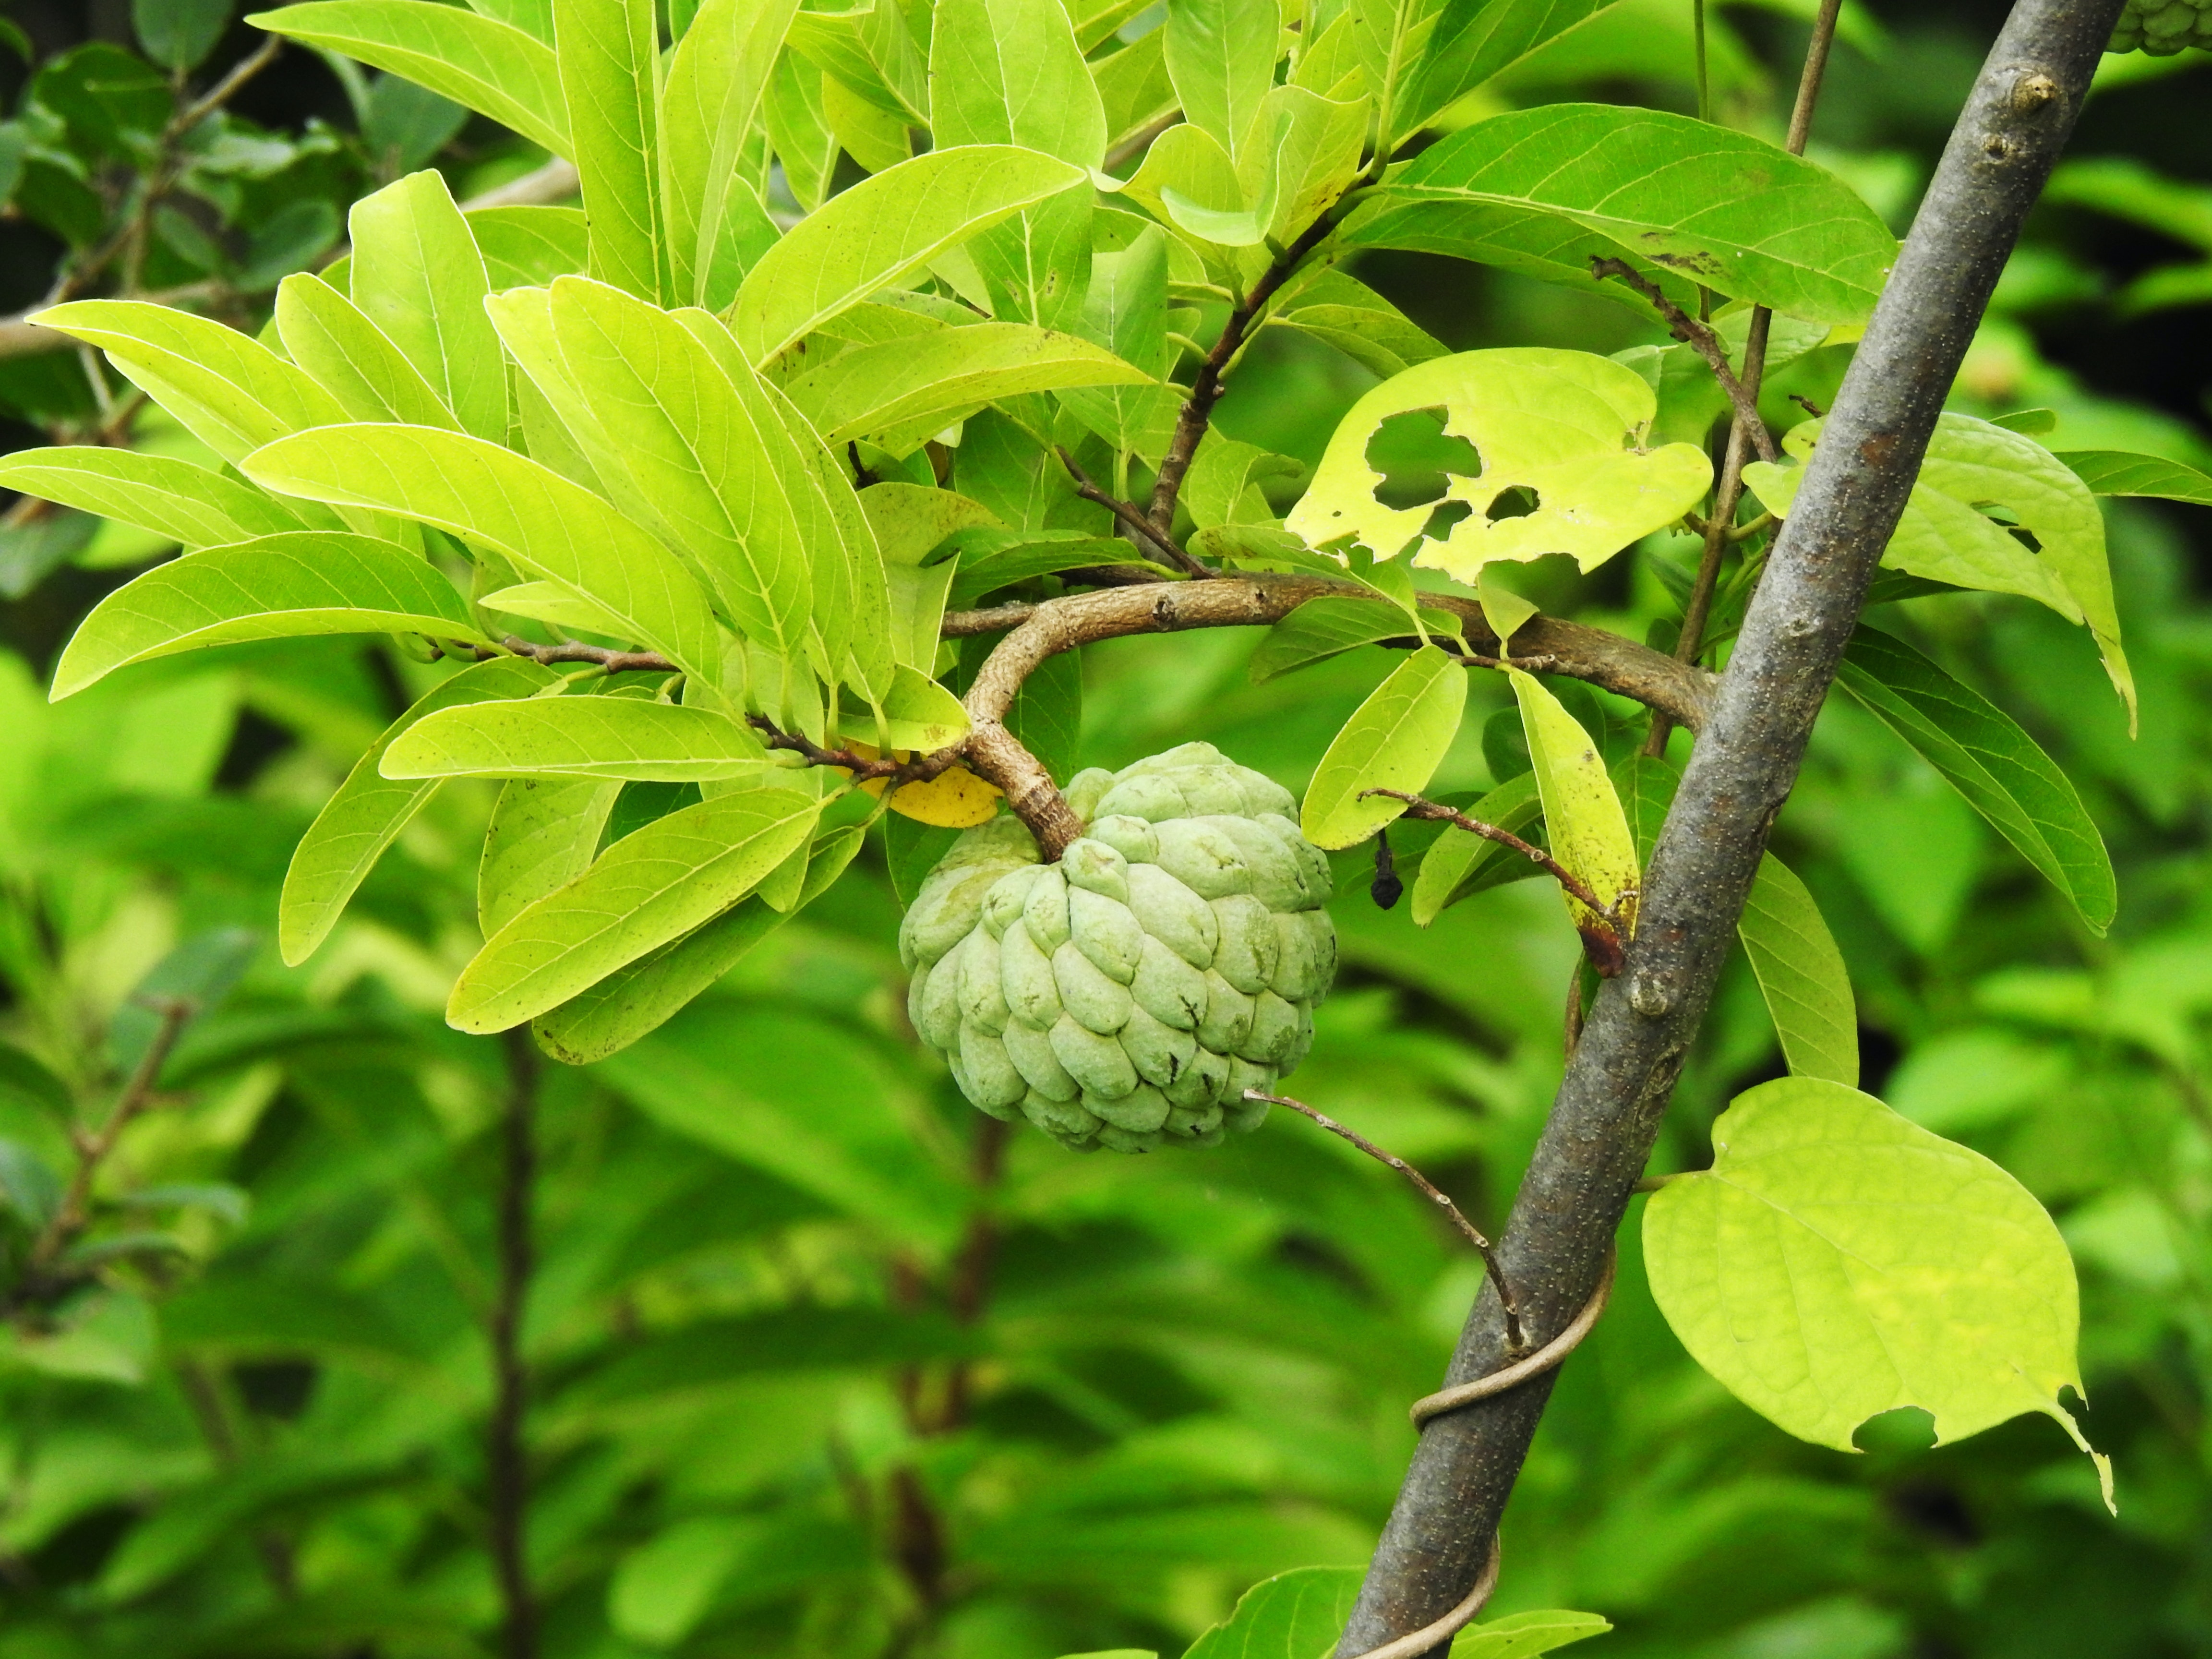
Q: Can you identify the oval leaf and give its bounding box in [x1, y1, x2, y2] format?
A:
[448, 785, 822, 1033]
[1645, 1077, 2109, 1508]
[1511, 667, 1637, 935]
[1300, 645, 1468, 849]
[53, 533, 483, 699]
[384, 697, 772, 782]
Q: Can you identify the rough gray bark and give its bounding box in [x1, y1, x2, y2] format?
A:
[1337, 2, 2125, 1651]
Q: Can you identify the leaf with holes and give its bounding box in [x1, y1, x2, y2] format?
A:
[1746, 414, 2133, 726]
[1645, 1077, 2110, 1509]
[1341, 104, 1898, 325]
[1286, 347, 1708, 583]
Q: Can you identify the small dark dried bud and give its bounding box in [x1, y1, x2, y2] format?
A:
[1370, 831, 1404, 910]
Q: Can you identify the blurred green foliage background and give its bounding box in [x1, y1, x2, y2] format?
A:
[1, 2, 2210, 1656]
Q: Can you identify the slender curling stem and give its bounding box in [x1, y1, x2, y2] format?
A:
[1336, 6, 2119, 1650]
[1645, 0, 1847, 759]
[489, 1029, 540, 1659]
[1054, 446, 1212, 578]
[1249, 1091, 1526, 1354]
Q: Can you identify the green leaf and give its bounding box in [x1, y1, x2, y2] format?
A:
[1165, 0, 1281, 167]
[1512, 667, 1636, 934]
[1183, 1566, 1362, 1659]
[555, 0, 669, 303]
[787, 0, 928, 124]
[942, 531, 1143, 607]
[929, 0, 1107, 167]
[730, 145, 1089, 364]
[1342, 104, 1898, 326]
[765, 51, 840, 215]
[240, 423, 724, 686]
[1644, 1077, 2110, 1507]
[449, 785, 822, 1032]
[34, 299, 348, 465]
[279, 657, 558, 965]
[1094, 30, 1179, 155]
[1061, 225, 1180, 458]
[1286, 347, 1710, 581]
[969, 183, 1095, 334]
[514, 278, 817, 675]
[1242, 83, 1369, 247]
[1301, 644, 1467, 849]
[135, 0, 230, 71]
[786, 324, 1151, 457]
[1741, 854, 1858, 1088]
[1450, 1610, 1613, 1659]
[1835, 627, 2116, 935]
[2056, 448, 2212, 505]
[1408, 769, 1543, 925]
[1249, 595, 1457, 682]
[347, 168, 509, 441]
[275, 272, 461, 429]
[534, 822, 863, 1062]
[52, 532, 484, 699]
[1394, 0, 1620, 142]
[662, 0, 797, 308]
[384, 696, 773, 782]
[1747, 415, 2134, 726]
[0, 446, 311, 549]
[479, 778, 623, 938]
[1264, 265, 1449, 379]
[468, 204, 590, 289]
[246, 2, 571, 158]
[1185, 437, 1303, 531]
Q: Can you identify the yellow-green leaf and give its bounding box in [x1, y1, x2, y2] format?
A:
[1511, 666, 1636, 936]
[1300, 645, 1467, 849]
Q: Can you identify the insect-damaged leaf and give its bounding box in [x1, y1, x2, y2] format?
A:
[1286, 348, 1709, 583]
[1645, 1077, 2111, 1512]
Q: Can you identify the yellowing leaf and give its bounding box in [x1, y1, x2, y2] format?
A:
[1286, 347, 1709, 584]
[1511, 667, 1636, 940]
[863, 762, 1004, 826]
[1646, 1078, 2111, 1512]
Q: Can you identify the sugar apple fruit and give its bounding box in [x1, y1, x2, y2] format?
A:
[2110, 0, 2212, 53]
[899, 743, 1337, 1153]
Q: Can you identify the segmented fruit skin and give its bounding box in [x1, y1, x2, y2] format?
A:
[2109, 0, 2212, 54]
[898, 743, 1338, 1153]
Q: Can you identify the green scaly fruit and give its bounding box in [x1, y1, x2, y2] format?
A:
[898, 743, 1337, 1153]
[2109, 0, 2212, 54]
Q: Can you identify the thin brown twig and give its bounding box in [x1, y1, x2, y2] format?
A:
[489, 1028, 540, 1659]
[1248, 1090, 1527, 1354]
[1053, 446, 1210, 578]
[1589, 258, 1778, 465]
[23, 997, 194, 1285]
[1147, 212, 1341, 531]
[1642, 0, 1842, 759]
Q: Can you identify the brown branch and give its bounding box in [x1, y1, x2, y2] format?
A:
[1589, 258, 1778, 465]
[1251, 1090, 1526, 1353]
[1054, 446, 1211, 578]
[21, 997, 194, 1289]
[1641, 0, 1843, 759]
[493, 635, 677, 674]
[1147, 213, 1341, 531]
[943, 576, 1716, 733]
[1361, 790, 1631, 977]
[489, 1029, 540, 1659]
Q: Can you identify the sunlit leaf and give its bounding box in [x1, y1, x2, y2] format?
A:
[1645, 1077, 2110, 1509]
[0, 446, 313, 549]
[1512, 667, 1636, 938]
[348, 168, 508, 440]
[1300, 644, 1467, 849]
[383, 696, 774, 782]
